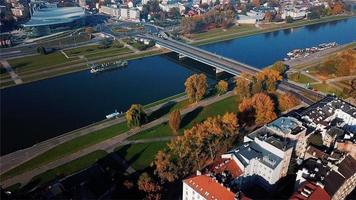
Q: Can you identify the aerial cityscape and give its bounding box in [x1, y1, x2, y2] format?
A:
[0, 0, 355, 199]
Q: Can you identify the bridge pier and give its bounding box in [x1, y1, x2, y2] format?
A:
[178, 53, 187, 60]
[215, 68, 224, 74]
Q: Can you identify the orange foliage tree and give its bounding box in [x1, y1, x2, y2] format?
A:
[256, 69, 282, 92]
[278, 92, 301, 112]
[154, 113, 239, 183]
[185, 73, 208, 103]
[235, 73, 253, 102]
[138, 172, 162, 200]
[238, 93, 277, 125]
[331, 2, 344, 15]
[169, 110, 181, 134]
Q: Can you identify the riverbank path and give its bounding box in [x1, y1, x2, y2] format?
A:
[0, 91, 234, 188]
[0, 60, 23, 84]
[0, 94, 186, 175]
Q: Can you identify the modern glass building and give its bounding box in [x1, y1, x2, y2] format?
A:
[23, 6, 86, 37]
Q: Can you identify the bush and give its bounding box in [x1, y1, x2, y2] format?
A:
[285, 16, 294, 23]
[37, 46, 46, 55]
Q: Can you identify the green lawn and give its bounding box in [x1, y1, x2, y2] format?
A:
[117, 96, 238, 171]
[191, 15, 353, 46]
[86, 48, 132, 60]
[116, 142, 168, 171]
[311, 83, 345, 97]
[8, 52, 78, 73]
[288, 72, 318, 84]
[38, 33, 91, 47]
[143, 92, 186, 109]
[130, 95, 238, 140]
[29, 150, 108, 187]
[63, 43, 132, 59]
[1, 123, 128, 180]
[190, 24, 257, 41]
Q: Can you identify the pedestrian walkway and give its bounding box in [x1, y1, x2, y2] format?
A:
[0, 91, 234, 188]
[0, 94, 187, 175]
[0, 60, 23, 84]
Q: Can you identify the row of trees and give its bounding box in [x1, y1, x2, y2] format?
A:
[126, 73, 227, 130]
[234, 68, 282, 103]
[154, 112, 238, 183]
[181, 7, 236, 34]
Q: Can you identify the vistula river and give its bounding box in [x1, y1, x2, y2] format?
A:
[1, 17, 355, 155]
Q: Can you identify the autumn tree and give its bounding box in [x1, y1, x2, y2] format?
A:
[256, 68, 282, 92]
[264, 12, 273, 22]
[239, 93, 277, 125]
[123, 180, 134, 189]
[169, 110, 181, 134]
[235, 73, 253, 102]
[271, 61, 287, 75]
[185, 73, 208, 103]
[251, 76, 265, 94]
[216, 80, 228, 95]
[154, 113, 238, 183]
[126, 104, 147, 128]
[238, 97, 255, 126]
[252, 93, 277, 125]
[154, 151, 177, 183]
[278, 92, 301, 112]
[331, 1, 344, 15]
[138, 172, 162, 200]
[252, 0, 260, 8]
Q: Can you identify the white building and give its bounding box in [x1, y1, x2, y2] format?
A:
[281, 8, 306, 20]
[120, 7, 140, 21]
[99, 5, 120, 17]
[222, 130, 293, 189]
[237, 15, 257, 24]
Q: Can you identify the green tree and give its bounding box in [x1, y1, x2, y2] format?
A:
[37, 46, 46, 55]
[216, 80, 228, 95]
[185, 74, 208, 103]
[169, 110, 181, 134]
[126, 104, 147, 128]
[286, 16, 294, 23]
[99, 38, 112, 49]
[308, 133, 323, 147]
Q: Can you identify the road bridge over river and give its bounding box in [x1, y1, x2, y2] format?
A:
[139, 34, 325, 105]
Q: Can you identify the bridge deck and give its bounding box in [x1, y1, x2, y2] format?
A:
[139, 34, 325, 104]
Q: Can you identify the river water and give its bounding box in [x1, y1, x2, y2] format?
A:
[1, 17, 355, 155]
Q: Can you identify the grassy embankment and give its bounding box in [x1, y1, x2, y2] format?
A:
[115, 95, 238, 172]
[1, 93, 237, 186]
[0, 123, 128, 180]
[190, 15, 354, 46]
[0, 91, 186, 180]
[0, 46, 164, 89]
[287, 42, 356, 98]
[2, 15, 352, 88]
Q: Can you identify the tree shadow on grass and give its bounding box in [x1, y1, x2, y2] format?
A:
[125, 145, 150, 171]
[180, 106, 203, 129]
[148, 101, 177, 121]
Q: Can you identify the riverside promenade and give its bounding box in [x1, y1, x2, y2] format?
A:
[0, 94, 187, 175]
[0, 91, 234, 188]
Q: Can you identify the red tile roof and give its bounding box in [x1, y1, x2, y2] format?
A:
[184, 175, 235, 200]
[290, 181, 331, 200]
[207, 158, 243, 178]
